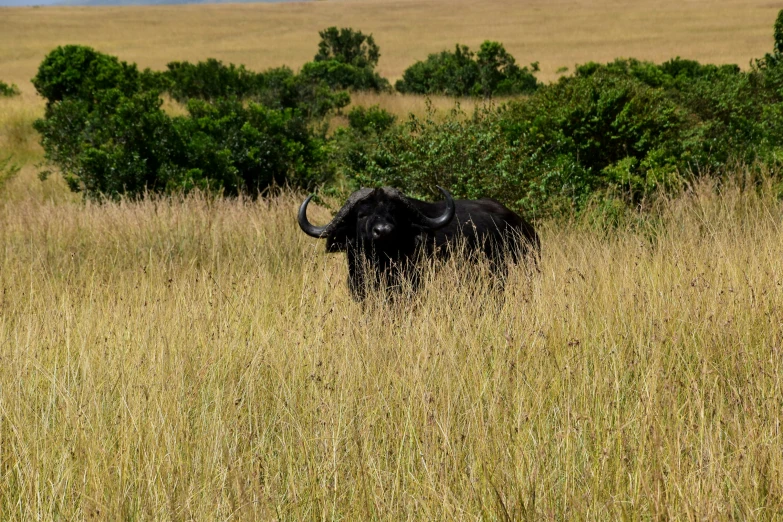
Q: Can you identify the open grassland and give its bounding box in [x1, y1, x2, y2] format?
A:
[1, 0, 778, 87]
[1, 166, 783, 518]
[2, 0, 783, 518]
[0, 0, 780, 118]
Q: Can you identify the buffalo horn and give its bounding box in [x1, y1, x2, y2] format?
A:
[297, 195, 329, 238]
[418, 186, 455, 230]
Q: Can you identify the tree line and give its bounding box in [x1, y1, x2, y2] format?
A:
[27, 12, 783, 219]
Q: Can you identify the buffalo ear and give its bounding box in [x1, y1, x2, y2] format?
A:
[325, 223, 352, 252]
[324, 207, 358, 252]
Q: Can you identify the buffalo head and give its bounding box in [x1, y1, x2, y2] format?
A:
[298, 187, 455, 299]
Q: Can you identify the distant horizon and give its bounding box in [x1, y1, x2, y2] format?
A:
[0, 0, 304, 6]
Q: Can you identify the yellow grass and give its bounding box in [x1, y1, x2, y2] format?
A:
[0, 0, 779, 125]
[0, 0, 779, 92]
[0, 94, 42, 164]
[1, 169, 783, 518]
[2, 0, 783, 517]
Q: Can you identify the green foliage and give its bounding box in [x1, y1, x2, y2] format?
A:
[501, 67, 691, 202]
[339, 104, 588, 218]
[32, 47, 331, 200]
[34, 90, 176, 196]
[346, 105, 396, 134]
[169, 98, 330, 195]
[299, 60, 390, 93]
[757, 9, 783, 73]
[344, 51, 783, 218]
[315, 27, 380, 69]
[0, 80, 20, 97]
[29, 11, 783, 216]
[346, 67, 699, 217]
[161, 60, 349, 119]
[164, 58, 258, 102]
[476, 41, 539, 96]
[395, 45, 478, 96]
[32, 45, 154, 108]
[304, 27, 390, 92]
[395, 41, 538, 97]
[571, 57, 783, 171]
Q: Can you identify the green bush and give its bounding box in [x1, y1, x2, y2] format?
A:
[330, 105, 397, 186]
[34, 88, 329, 199]
[347, 69, 695, 217]
[346, 105, 396, 134]
[395, 41, 538, 97]
[0, 80, 20, 97]
[758, 9, 783, 68]
[30, 10, 783, 215]
[169, 98, 330, 195]
[34, 89, 175, 196]
[315, 27, 380, 69]
[570, 57, 783, 171]
[161, 60, 349, 119]
[339, 105, 589, 218]
[32, 48, 331, 200]
[345, 50, 783, 218]
[304, 27, 391, 92]
[500, 68, 690, 200]
[32, 45, 156, 108]
[158, 27, 392, 108]
[164, 58, 259, 102]
[476, 41, 539, 96]
[299, 60, 389, 93]
[395, 45, 479, 96]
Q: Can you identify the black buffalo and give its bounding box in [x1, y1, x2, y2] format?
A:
[298, 186, 539, 300]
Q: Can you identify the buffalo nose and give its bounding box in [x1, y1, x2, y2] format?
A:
[372, 223, 393, 239]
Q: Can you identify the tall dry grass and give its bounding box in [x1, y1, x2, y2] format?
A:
[1, 171, 782, 519]
[0, 94, 43, 165]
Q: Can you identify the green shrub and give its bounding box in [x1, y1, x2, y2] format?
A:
[303, 27, 391, 92]
[500, 69, 690, 199]
[34, 89, 329, 199]
[339, 104, 592, 218]
[571, 57, 783, 170]
[575, 57, 741, 90]
[0, 80, 20, 97]
[346, 44, 783, 218]
[32, 47, 331, 200]
[169, 98, 330, 195]
[34, 89, 179, 197]
[30, 9, 783, 215]
[330, 105, 397, 187]
[476, 41, 539, 96]
[395, 45, 479, 96]
[351, 70, 694, 217]
[161, 60, 350, 119]
[32, 45, 155, 108]
[164, 58, 259, 102]
[758, 9, 783, 68]
[395, 41, 538, 97]
[299, 60, 389, 92]
[346, 105, 396, 134]
[315, 27, 380, 69]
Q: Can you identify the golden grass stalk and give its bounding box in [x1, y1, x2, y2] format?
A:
[1, 172, 782, 519]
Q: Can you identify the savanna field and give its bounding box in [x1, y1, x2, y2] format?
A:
[2, 0, 783, 519]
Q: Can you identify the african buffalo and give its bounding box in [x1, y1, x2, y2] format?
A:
[298, 186, 539, 300]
